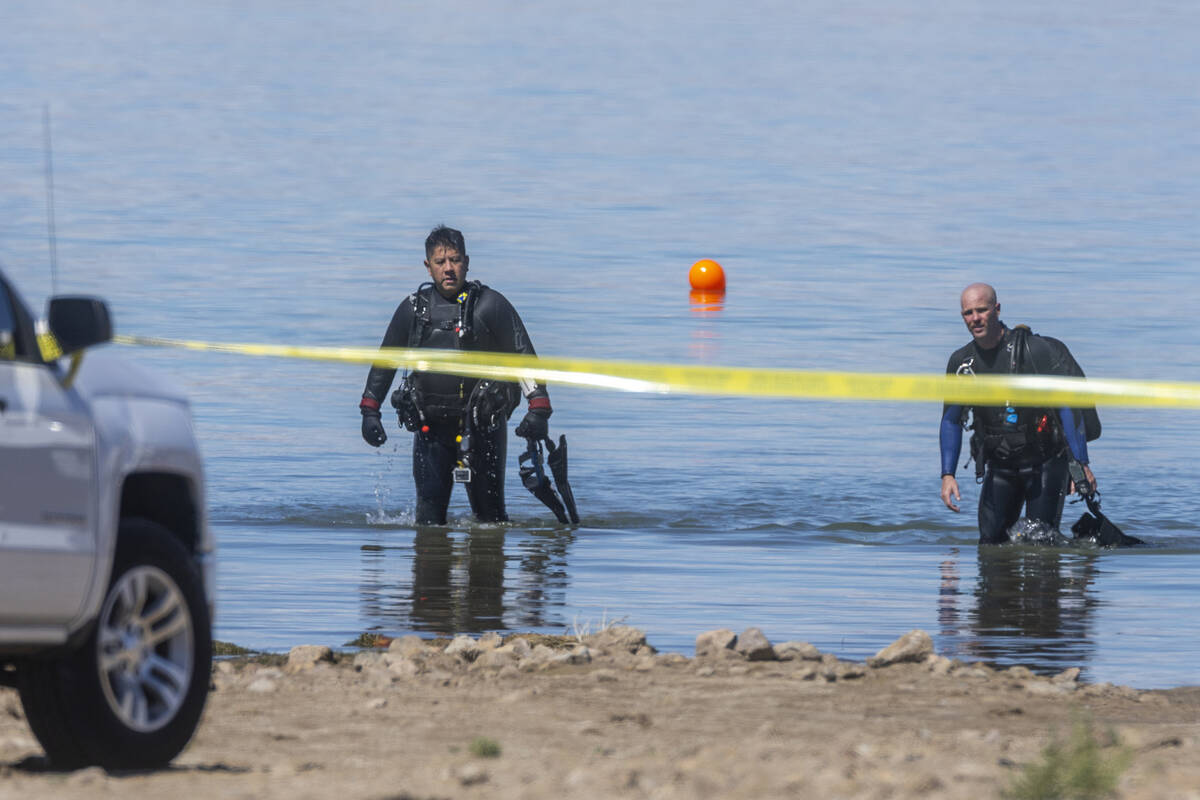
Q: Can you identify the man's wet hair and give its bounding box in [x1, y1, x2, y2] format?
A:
[425, 225, 467, 259]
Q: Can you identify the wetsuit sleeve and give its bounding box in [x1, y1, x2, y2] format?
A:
[940, 405, 963, 476]
[1058, 407, 1089, 464]
[940, 351, 967, 475]
[360, 299, 413, 411]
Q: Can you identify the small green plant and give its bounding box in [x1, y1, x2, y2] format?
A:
[468, 737, 502, 758]
[1006, 715, 1132, 800]
[344, 631, 392, 648]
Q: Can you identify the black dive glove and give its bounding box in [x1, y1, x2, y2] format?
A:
[361, 411, 387, 447]
[514, 407, 551, 440]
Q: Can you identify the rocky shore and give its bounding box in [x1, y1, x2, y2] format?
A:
[2, 626, 1198, 799]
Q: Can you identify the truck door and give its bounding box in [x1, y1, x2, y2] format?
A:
[0, 277, 97, 626]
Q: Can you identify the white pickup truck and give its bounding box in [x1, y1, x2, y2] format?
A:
[0, 267, 213, 770]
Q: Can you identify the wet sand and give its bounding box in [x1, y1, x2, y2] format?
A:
[2, 627, 1198, 799]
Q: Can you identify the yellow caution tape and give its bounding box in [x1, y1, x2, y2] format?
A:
[112, 334, 1200, 408]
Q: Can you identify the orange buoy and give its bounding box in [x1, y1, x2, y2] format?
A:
[688, 259, 726, 292]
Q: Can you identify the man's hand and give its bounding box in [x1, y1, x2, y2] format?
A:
[361, 412, 387, 447]
[1070, 464, 1097, 497]
[941, 474, 961, 512]
[514, 408, 550, 440]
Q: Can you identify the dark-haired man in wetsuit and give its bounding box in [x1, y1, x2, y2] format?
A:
[358, 225, 552, 525]
[939, 283, 1097, 544]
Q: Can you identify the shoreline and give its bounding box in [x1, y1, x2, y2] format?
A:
[3, 626, 1198, 798]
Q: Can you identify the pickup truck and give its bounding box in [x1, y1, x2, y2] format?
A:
[0, 267, 213, 769]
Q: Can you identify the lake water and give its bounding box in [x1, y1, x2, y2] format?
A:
[2, 1, 1198, 689]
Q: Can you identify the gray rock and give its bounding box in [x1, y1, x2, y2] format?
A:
[445, 635, 482, 662]
[471, 649, 519, 670]
[1052, 667, 1081, 684]
[506, 638, 533, 659]
[67, 766, 107, 785]
[735, 627, 777, 661]
[386, 658, 420, 679]
[695, 628, 737, 658]
[286, 645, 334, 673]
[791, 663, 819, 680]
[584, 625, 651, 654]
[1, 696, 23, 722]
[774, 641, 821, 661]
[926, 655, 953, 675]
[959, 667, 994, 679]
[477, 631, 503, 651]
[837, 663, 867, 680]
[387, 635, 428, 657]
[867, 630, 934, 667]
[450, 763, 489, 786]
[554, 645, 593, 666]
[528, 644, 558, 663]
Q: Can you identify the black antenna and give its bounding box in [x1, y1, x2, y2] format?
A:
[42, 104, 59, 295]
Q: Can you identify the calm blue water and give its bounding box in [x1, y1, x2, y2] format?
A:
[2, 1, 1199, 689]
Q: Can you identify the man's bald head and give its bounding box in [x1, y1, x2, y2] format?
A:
[959, 283, 1003, 348]
[961, 282, 997, 307]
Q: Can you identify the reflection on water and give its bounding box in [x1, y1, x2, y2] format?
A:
[938, 547, 1100, 676]
[358, 527, 575, 636]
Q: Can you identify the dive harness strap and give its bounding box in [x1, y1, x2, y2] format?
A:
[966, 325, 1060, 482]
[391, 281, 492, 430]
[519, 435, 580, 524]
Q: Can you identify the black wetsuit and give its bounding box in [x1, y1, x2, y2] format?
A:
[940, 326, 1091, 545]
[362, 282, 546, 525]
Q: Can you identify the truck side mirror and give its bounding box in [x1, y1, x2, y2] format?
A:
[47, 296, 113, 356]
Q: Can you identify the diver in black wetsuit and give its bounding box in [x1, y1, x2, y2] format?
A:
[939, 283, 1098, 544]
[358, 225, 552, 525]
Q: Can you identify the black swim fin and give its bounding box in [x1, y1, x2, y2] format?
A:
[518, 438, 569, 524]
[544, 435, 580, 524]
[1071, 494, 1143, 547]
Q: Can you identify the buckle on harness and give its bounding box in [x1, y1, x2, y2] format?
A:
[453, 466, 472, 483]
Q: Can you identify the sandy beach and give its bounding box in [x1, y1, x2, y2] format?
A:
[2, 627, 1198, 799]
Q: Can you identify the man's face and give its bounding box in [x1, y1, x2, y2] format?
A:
[425, 245, 468, 298]
[960, 287, 1001, 345]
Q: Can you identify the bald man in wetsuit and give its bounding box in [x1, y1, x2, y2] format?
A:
[358, 225, 552, 525]
[940, 283, 1097, 544]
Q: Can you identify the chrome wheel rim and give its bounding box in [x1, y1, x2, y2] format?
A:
[96, 565, 194, 733]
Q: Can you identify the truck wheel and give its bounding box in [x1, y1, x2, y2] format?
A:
[18, 518, 212, 769]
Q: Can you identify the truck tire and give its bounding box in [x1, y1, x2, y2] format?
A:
[18, 518, 212, 769]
